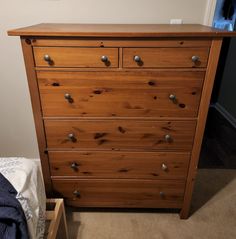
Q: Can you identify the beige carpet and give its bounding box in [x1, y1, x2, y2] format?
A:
[66, 169, 236, 239]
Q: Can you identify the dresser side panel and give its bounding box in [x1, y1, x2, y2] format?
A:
[180, 39, 223, 219]
[20, 37, 52, 194]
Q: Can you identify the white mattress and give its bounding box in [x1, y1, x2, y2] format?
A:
[0, 157, 46, 239]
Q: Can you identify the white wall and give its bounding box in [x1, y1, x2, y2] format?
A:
[0, 0, 208, 158]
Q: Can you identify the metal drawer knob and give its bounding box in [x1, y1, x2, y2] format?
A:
[101, 55, 109, 63]
[161, 163, 168, 171]
[44, 54, 51, 62]
[159, 191, 165, 197]
[73, 190, 81, 197]
[64, 93, 73, 103]
[164, 134, 172, 142]
[68, 133, 77, 142]
[134, 55, 141, 63]
[64, 93, 71, 99]
[43, 54, 53, 65]
[71, 162, 79, 171]
[169, 94, 176, 101]
[192, 55, 200, 63]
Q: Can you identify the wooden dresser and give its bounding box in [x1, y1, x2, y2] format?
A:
[8, 24, 234, 218]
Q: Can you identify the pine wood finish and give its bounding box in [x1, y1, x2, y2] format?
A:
[180, 39, 223, 219]
[37, 71, 204, 118]
[32, 39, 212, 48]
[49, 151, 190, 179]
[123, 48, 209, 68]
[20, 39, 52, 194]
[8, 24, 235, 219]
[52, 179, 185, 208]
[45, 199, 68, 239]
[7, 23, 234, 37]
[44, 120, 196, 150]
[34, 47, 118, 68]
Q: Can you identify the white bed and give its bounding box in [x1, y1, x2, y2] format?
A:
[0, 157, 46, 239]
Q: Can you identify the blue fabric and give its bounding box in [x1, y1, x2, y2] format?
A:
[0, 173, 29, 239]
[214, 20, 234, 31]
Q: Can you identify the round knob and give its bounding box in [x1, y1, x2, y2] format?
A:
[64, 93, 73, 103]
[44, 54, 51, 62]
[161, 163, 168, 171]
[64, 93, 71, 100]
[71, 162, 79, 170]
[101, 55, 109, 63]
[65, 93, 72, 99]
[134, 55, 141, 62]
[164, 134, 172, 142]
[73, 190, 81, 197]
[68, 133, 77, 142]
[43, 55, 53, 65]
[159, 191, 165, 197]
[192, 55, 200, 63]
[169, 94, 176, 101]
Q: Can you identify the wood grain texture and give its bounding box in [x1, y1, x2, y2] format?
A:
[44, 120, 196, 151]
[9, 25, 230, 219]
[49, 151, 190, 179]
[35, 67, 206, 73]
[46, 199, 69, 239]
[8, 24, 236, 37]
[32, 38, 212, 47]
[123, 48, 209, 68]
[20, 38, 52, 195]
[52, 179, 185, 208]
[34, 47, 118, 68]
[180, 39, 223, 219]
[37, 71, 204, 117]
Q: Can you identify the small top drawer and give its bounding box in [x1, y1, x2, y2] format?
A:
[123, 47, 209, 68]
[34, 47, 118, 68]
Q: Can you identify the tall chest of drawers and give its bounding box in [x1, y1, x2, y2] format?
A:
[8, 24, 234, 218]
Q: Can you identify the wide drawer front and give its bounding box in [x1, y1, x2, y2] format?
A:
[38, 71, 204, 117]
[44, 120, 196, 150]
[123, 48, 209, 68]
[34, 47, 118, 68]
[49, 151, 190, 179]
[52, 179, 185, 208]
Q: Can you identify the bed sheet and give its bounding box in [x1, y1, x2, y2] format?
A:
[0, 157, 46, 239]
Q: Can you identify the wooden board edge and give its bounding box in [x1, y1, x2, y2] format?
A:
[46, 198, 69, 239]
[180, 38, 223, 219]
[20, 37, 52, 194]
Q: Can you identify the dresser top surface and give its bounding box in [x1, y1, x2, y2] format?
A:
[7, 23, 236, 37]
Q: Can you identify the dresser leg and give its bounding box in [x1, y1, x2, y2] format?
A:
[179, 208, 189, 219]
[179, 176, 196, 219]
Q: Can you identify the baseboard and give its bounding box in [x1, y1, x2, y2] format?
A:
[214, 103, 236, 129]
